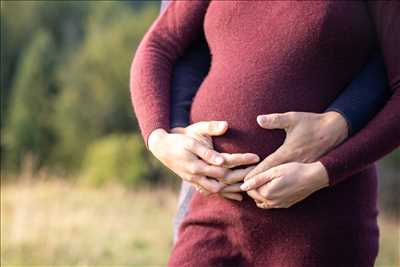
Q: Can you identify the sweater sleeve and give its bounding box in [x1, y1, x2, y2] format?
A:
[325, 53, 390, 136]
[319, 1, 400, 186]
[130, 1, 209, 146]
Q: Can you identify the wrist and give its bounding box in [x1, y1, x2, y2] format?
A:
[308, 161, 329, 190]
[148, 128, 168, 153]
[322, 111, 348, 146]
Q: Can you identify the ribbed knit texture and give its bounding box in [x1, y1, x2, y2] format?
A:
[130, 1, 400, 266]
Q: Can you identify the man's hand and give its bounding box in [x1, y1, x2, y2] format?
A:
[243, 111, 348, 204]
[148, 121, 260, 201]
[242, 162, 329, 209]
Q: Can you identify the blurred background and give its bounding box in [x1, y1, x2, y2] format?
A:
[0, 1, 398, 266]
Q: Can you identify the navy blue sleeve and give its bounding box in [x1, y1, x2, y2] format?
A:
[161, 0, 211, 129]
[326, 53, 391, 136]
[169, 41, 211, 128]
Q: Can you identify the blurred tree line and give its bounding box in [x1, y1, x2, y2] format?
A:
[1, 1, 169, 186]
[0, 1, 398, 216]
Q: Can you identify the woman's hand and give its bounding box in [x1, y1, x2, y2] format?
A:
[243, 111, 348, 204]
[148, 121, 260, 201]
[241, 162, 329, 208]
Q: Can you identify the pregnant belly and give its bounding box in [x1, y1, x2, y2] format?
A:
[189, 68, 335, 158]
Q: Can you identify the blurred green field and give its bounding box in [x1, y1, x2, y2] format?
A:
[1, 180, 398, 267]
[1, 180, 176, 266]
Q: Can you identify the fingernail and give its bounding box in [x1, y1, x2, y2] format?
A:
[243, 175, 251, 181]
[250, 154, 260, 162]
[219, 121, 227, 129]
[214, 156, 224, 164]
[240, 183, 249, 191]
[257, 115, 265, 124]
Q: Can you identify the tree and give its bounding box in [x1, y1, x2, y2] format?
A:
[53, 3, 158, 169]
[1, 1, 89, 129]
[3, 30, 57, 170]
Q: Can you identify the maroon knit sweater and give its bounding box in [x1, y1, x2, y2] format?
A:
[130, 1, 399, 266]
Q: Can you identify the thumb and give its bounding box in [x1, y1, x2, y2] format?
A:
[257, 113, 294, 130]
[187, 121, 228, 137]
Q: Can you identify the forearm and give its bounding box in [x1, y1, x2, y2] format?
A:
[319, 1, 400, 185]
[326, 53, 390, 135]
[320, 93, 400, 185]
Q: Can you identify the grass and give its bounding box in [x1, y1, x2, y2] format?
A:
[1, 180, 399, 266]
[1, 180, 178, 266]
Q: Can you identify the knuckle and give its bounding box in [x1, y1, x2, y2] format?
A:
[220, 177, 228, 184]
[286, 111, 296, 119]
[202, 166, 214, 176]
[240, 154, 251, 164]
[186, 175, 197, 182]
[271, 114, 280, 124]
[220, 175, 231, 184]
[217, 168, 229, 178]
[259, 189, 268, 199]
[203, 149, 214, 160]
[209, 121, 218, 132]
[271, 167, 281, 177]
[184, 139, 196, 150]
[253, 176, 262, 186]
[188, 164, 200, 175]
